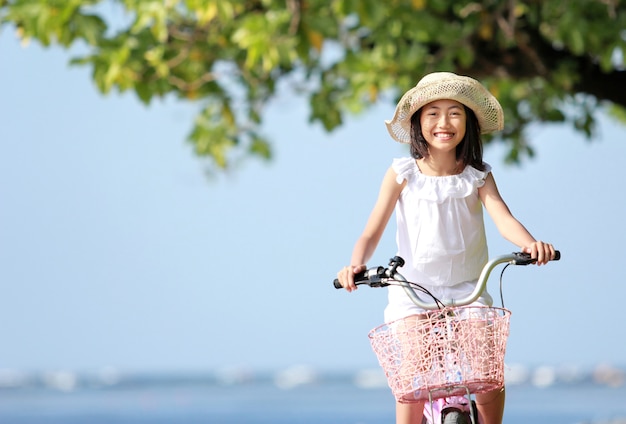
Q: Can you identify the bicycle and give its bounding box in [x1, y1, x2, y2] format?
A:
[333, 251, 561, 424]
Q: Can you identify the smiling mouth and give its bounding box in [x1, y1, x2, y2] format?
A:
[434, 132, 455, 140]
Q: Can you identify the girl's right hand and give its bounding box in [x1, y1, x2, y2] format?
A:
[336, 264, 366, 292]
[522, 241, 556, 265]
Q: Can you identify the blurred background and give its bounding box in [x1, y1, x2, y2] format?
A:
[1, 2, 625, 423]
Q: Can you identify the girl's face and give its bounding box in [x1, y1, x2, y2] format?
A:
[419, 99, 467, 154]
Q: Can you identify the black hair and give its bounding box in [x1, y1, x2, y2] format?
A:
[409, 105, 486, 171]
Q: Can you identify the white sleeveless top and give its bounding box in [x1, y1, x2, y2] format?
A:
[385, 157, 491, 317]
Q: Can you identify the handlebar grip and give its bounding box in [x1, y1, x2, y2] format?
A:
[332, 270, 370, 289]
[514, 250, 561, 264]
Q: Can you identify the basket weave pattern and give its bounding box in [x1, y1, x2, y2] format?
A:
[368, 306, 510, 403]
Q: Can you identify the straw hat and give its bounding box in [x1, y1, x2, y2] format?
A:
[385, 72, 504, 144]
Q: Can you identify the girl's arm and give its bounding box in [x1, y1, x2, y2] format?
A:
[479, 172, 555, 265]
[337, 167, 405, 291]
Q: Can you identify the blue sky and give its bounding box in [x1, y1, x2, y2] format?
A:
[1, 32, 625, 375]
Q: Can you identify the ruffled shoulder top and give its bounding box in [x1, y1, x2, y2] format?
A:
[391, 157, 491, 203]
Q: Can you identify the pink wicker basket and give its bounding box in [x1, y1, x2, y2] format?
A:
[368, 306, 510, 403]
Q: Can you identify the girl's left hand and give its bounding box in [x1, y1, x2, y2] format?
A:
[522, 241, 556, 265]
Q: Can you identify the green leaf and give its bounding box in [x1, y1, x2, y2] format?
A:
[72, 13, 106, 45]
[608, 104, 626, 124]
[249, 135, 272, 160]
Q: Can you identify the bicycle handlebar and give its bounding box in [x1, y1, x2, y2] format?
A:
[333, 251, 560, 310]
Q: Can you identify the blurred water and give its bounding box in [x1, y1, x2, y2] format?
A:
[0, 376, 625, 424]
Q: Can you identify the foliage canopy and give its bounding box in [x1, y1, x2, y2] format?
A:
[2, 0, 625, 170]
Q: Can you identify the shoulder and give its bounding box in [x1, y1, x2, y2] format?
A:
[381, 165, 407, 192]
[477, 164, 505, 202]
[390, 157, 418, 184]
[368, 166, 405, 213]
[467, 162, 492, 188]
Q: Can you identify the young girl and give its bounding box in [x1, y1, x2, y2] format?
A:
[335, 72, 556, 424]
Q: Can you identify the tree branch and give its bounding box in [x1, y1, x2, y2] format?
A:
[286, 0, 301, 35]
[168, 73, 217, 92]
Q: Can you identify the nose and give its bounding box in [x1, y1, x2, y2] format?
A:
[437, 114, 451, 127]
